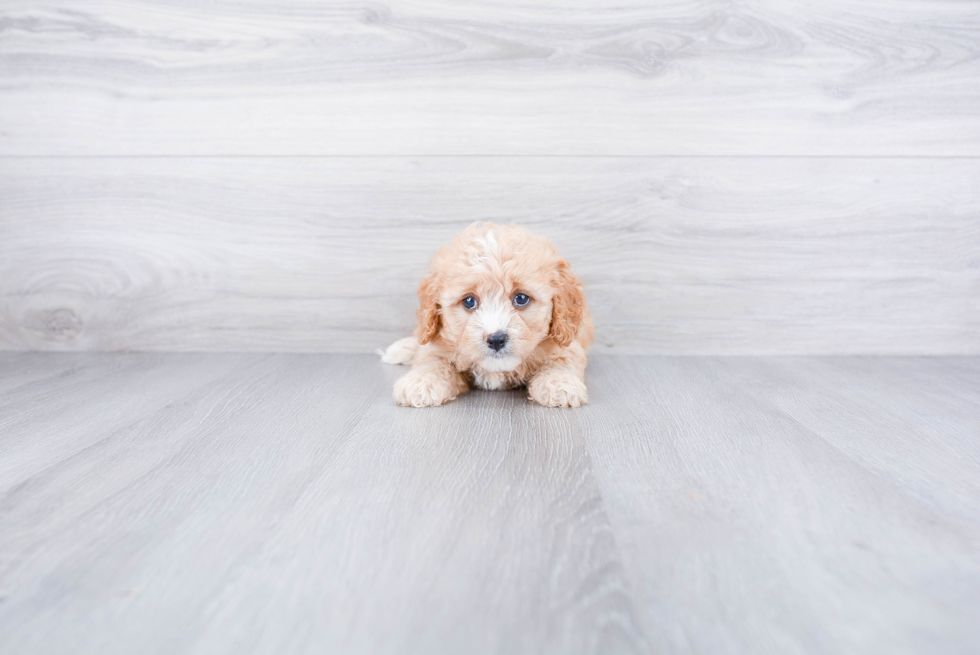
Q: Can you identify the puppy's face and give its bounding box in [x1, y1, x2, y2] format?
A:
[440, 271, 552, 373]
[416, 224, 584, 373]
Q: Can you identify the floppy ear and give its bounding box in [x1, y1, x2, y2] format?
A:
[549, 259, 585, 348]
[415, 272, 442, 344]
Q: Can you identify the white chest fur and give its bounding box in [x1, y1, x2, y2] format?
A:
[469, 368, 525, 390]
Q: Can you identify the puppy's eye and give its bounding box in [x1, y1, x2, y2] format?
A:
[513, 293, 530, 307]
[462, 296, 478, 310]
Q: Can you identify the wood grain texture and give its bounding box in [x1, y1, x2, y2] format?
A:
[1, 353, 978, 654]
[0, 353, 649, 655]
[579, 355, 980, 655]
[2, 156, 977, 354]
[1, 0, 979, 155]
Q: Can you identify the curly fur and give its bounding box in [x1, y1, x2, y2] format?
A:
[381, 222, 593, 408]
[549, 260, 586, 349]
[416, 271, 441, 345]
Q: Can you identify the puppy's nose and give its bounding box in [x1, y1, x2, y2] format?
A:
[486, 331, 508, 352]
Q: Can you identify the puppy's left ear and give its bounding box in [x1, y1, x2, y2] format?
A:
[549, 259, 585, 348]
[416, 271, 442, 344]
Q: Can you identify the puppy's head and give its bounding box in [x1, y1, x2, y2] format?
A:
[415, 223, 585, 372]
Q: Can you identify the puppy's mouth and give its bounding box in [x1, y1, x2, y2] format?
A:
[480, 351, 521, 372]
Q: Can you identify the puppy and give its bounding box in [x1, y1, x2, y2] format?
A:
[381, 222, 593, 408]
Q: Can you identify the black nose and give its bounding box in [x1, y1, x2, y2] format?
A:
[487, 331, 508, 352]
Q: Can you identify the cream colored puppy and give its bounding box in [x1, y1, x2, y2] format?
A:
[382, 222, 593, 408]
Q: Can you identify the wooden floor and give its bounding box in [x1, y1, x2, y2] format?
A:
[1, 353, 978, 655]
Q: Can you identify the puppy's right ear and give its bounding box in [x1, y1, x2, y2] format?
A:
[416, 272, 441, 344]
[548, 259, 586, 349]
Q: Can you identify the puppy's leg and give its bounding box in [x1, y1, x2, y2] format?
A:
[527, 342, 588, 408]
[394, 345, 469, 407]
[380, 336, 419, 365]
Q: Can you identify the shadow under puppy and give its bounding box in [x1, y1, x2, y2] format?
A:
[382, 222, 593, 408]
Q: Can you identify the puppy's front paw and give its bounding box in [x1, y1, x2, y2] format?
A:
[394, 371, 462, 408]
[528, 373, 588, 408]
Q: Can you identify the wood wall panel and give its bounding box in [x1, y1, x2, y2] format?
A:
[0, 0, 978, 156]
[2, 157, 976, 354]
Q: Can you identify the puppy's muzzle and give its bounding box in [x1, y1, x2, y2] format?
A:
[486, 331, 508, 352]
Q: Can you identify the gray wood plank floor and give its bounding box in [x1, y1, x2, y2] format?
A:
[1, 354, 978, 655]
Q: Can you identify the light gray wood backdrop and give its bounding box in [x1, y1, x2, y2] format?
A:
[1, 0, 978, 354]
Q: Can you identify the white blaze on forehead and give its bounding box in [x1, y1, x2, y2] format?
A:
[473, 229, 500, 272]
[476, 229, 498, 256]
[477, 295, 512, 334]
